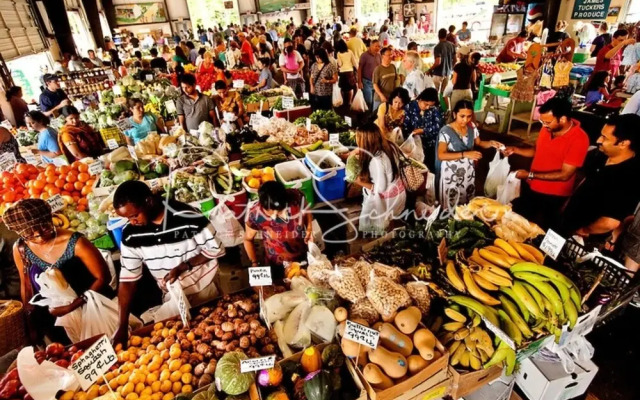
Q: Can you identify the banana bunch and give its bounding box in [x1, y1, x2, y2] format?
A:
[436, 300, 516, 375]
[52, 213, 70, 229]
[284, 262, 308, 279]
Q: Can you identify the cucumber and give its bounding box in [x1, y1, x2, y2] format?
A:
[308, 140, 324, 151]
[281, 142, 304, 158]
[449, 237, 476, 250]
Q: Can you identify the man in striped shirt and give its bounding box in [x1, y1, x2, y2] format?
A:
[112, 181, 225, 347]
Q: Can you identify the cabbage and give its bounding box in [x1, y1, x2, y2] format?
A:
[345, 154, 361, 183]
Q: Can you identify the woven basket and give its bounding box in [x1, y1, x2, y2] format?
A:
[0, 300, 27, 356]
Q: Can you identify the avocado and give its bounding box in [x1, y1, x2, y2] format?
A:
[144, 172, 159, 179]
[154, 162, 169, 175]
[112, 160, 135, 173]
[138, 159, 151, 174]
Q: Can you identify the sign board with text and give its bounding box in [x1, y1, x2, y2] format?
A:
[344, 320, 379, 349]
[47, 194, 65, 212]
[572, 0, 611, 19]
[71, 335, 118, 390]
[282, 96, 294, 110]
[240, 355, 276, 373]
[540, 229, 566, 260]
[249, 266, 272, 286]
[0, 153, 16, 172]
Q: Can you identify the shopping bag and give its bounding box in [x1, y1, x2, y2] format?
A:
[351, 89, 368, 112]
[484, 152, 511, 198]
[17, 347, 79, 400]
[209, 202, 244, 247]
[496, 172, 521, 205]
[99, 249, 118, 290]
[388, 127, 405, 146]
[359, 191, 388, 234]
[400, 135, 425, 163]
[332, 83, 343, 107]
[143, 281, 192, 324]
[81, 290, 142, 342]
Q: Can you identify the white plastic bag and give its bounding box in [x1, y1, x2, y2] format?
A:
[496, 172, 521, 205]
[400, 135, 425, 163]
[359, 192, 388, 234]
[332, 83, 343, 107]
[143, 281, 192, 323]
[17, 347, 79, 400]
[484, 152, 511, 198]
[351, 89, 368, 112]
[388, 127, 405, 146]
[99, 250, 118, 291]
[81, 291, 142, 342]
[209, 203, 244, 247]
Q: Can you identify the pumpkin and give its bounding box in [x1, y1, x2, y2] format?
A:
[258, 364, 283, 387]
[300, 346, 322, 374]
[321, 344, 345, 369]
[303, 370, 332, 400]
[266, 392, 290, 400]
[215, 351, 255, 395]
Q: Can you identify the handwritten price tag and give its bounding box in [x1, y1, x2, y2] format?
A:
[89, 161, 103, 176]
[127, 145, 138, 160]
[344, 320, 379, 349]
[165, 100, 177, 114]
[146, 74, 153, 82]
[302, 92, 309, 100]
[71, 335, 118, 391]
[250, 114, 268, 129]
[306, 118, 311, 131]
[107, 139, 119, 150]
[0, 152, 16, 172]
[248, 266, 272, 286]
[24, 153, 41, 166]
[52, 157, 68, 167]
[47, 194, 65, 212]
[233, 79, 245, 88]
[329, 133, 340, 147]
[481, 316, 516, 350]
[147, 179, 162, 190]
[539, 229, 566, 260]
[240, 355, 276, 373]
[282, 96, 294, 109]
[112, 85, 122, 96]
[345, 116, 352, 127]
[115, 118, 133, 133]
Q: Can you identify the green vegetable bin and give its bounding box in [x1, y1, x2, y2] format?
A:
[189, 196, 215, 218]
[275, 160, 315, 207]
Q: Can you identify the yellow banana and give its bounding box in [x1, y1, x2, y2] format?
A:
[459, 349, 471, 368]
[469, 351, 482, 370]
[56, 213, 70, 229]
[448, 339, 462, 354]
[494, 239, 521, 258]
[482, 264, 513, 279]
[454, 327, 470, 341]
[443, 321, 465, 332]
[476, 269, 513, 287]
[446, 260, 466, 292]
[472, 273, 499, 291]
[462, 268, 501, 306]
[464, 334, 476, 352]
[477, 347, 489, 363]
[471, 312, 482, 327]
[52, 217, 62, 228]
[484, 245, 510, 256]
[519, 243, 545, 264]
[444, 307, 467, 323]
[450, 340, 467, 366]
[479, 248, 516, 268]
[439, 332, 455, 345]
[509, 240, 539, 263]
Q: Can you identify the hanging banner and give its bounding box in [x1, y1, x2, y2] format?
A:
[571, 0, 611, 19]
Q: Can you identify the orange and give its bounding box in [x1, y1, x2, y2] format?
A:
[66, 174, 77, 183]
[44, 183, 55, 192]
[45, 165, 55, 174]
[46, 175, 57, 184]
[77, 172, 90, 183]
[78, 198, 88, 206]
[58, 165, 71, 175]
[63, 182, 74, 192]
[74, 181, 84, 191]
[27, 165, 38, 174]
[86, 179, 95, 187]
[47, 187, 60, 196]
[81, 185, 92, 197]
[39, 192, 50, 200]
[78, 163, 89, 173]
[71, 161, 82, 170]
[72, 191, 81, 198]
[33, 180, 46, 190]
[15, 164, 28, 175]
[28, 173, 37, 180]
[28, 188, 41, 197]
[55, 179, 66, 189]
[73, 196, 81, 204]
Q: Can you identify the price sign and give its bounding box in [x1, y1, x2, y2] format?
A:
[165, 100, 177, 114]
[52, 157, 68, 167]
[306, 118, 311, 131]
[282, 96, 294, 109]
[302, 92, 309, 100]
[0, 120, 13, 130]
[127, 145, 138, 160]
[344, 320, 379, 349]
[345, 116, 352, 127]
[107, 139, 119, 150]
[24, 153, 41, 166]
[329, 133, 340, 147]
[147, 179, 162, 190]
[0, 152, 16, 172]
[89, 161, 103, 176]
[248, 266, 272, 286]
[145, 74, 153, 82]
[112, 85, 122, 96]
[233, 79, 245, 88]
[240, 355, 276, 373]
[71, 335, 118, 391]
[250, 113, 268, 129]
[46, 194, 65, 212]
[539, 229, 566, 260]
[106, 70, 116, 82]
[481, 316, 515, 350]
[114, 97, 127, 106]
[115, 118, 133, 133]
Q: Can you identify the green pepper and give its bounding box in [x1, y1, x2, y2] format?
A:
[456, 220, 486, 229]
[451, 227, 469, 243]
[469, 227, 488, 239]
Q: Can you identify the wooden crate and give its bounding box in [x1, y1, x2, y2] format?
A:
[448, 364, 503, 399]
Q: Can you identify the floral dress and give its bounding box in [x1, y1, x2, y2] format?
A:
[436, 125, 476, 210]
[403, 101, 443, 171]
[0, 135, 26, 163]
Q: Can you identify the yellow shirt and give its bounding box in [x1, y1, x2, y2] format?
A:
[337, 51, 357, 72]
[347, 37, 367, 61]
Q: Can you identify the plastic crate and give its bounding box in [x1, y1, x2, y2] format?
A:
[99, 127, 126, 147]
[560, 238, 639, 325]
[304, 150, 346, 202]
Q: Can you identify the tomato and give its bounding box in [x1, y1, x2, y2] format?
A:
[2, 192, 15, 202]
[15, 164, 28, 175]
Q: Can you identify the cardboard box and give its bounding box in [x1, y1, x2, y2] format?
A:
[462, 372, 515, 400]
[448, 364, 503, 399]
[353, 340, 450, 400]
[515, 356, 598, 400]
[217, 263, 249, 294]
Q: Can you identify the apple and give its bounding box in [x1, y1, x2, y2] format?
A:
[70, 351, 84, 363]
[68, 346, 78, 354]
[55, 360, 70, 369]
[33, 351, 46, 359]
[45, 343, 64, 357]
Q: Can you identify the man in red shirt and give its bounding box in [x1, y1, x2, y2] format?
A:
[238, 32, 255, 67]
[504, 98, 589, 229]
[594, 29, 634, 76]
[496, 31, 527, 63]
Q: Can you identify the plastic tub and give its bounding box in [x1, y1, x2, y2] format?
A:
[304, 150, 346, 202]
[189, 196, 215, 218]
[211, 186, 249, 219]
[275, 159, 315, 207]
[107, 217, 128, 248]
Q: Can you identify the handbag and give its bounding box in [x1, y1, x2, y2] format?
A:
[396, 148, 425, 192]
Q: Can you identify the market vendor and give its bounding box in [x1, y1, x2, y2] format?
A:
[24, 111, 61, 164]
[5, 199, 111, 343]
[244, 181, 313, 277]
[594, 29, 634, 77]
[559, 114, 640, 241]
[496, 31, 527, 63]
[57, 106, 104, 162]
[212, 80, 245, 128]
[112, 180, 226, 347]
[124, 99, 166, 145]
[504, 98, 589, 230]
[176, 73, 217, 132]
[38, 74, 70, 117]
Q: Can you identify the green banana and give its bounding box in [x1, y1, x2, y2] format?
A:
[512, 271, 550, 282]
[521, 282, 545, 311]
[499, 287, 530, 322]
[448, 295, 499, 327]
[498, 309, 523, 346]
[530, 279, 565, 320]
[564, 297, 578, 329]
[510, 262, 574, 288]
[550, 278, 571, 305]
[483, 341, 510, 369]
[569, 286, 582, 311]
[499, 295, 534, 338]
[504, 346, 516, 376]
[472, 312, 482, 327]
[513, 281, 544, 319]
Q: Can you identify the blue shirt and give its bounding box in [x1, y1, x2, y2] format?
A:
[39, 89, 67, 112]
[585, 90, 603, 105]
[37, 127, 60, 164]
[124, 114, 157, 144]
[622, 91, 640, 116]
[403, 101, 443, 148]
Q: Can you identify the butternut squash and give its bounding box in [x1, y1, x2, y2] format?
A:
[407, 355, 431, 376]
[379, 323, 413, 357]
[340, 318, 370, 359]
[363, 363, 394, 390]
[413, 328, 437, 360]
[394, 306, 421, 334]
[368, 346, 408, 378]
[372, 322, 383, 331]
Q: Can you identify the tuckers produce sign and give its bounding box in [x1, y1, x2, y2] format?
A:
[572, 0, 611, 19]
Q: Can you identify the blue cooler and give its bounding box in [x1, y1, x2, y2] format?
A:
[107, 217, 128, 248]
[304, 150, 346, 202]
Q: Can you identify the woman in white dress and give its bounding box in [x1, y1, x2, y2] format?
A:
[353, 123, 407, 234]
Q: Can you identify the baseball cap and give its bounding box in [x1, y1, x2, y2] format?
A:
[458, 46, 471, 55]
[43, 73, 59, 82]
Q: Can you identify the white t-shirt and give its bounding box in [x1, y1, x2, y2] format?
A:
[279, 51, 304, 79]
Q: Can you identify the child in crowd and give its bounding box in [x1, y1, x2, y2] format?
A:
[584, 71, 609, 106]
